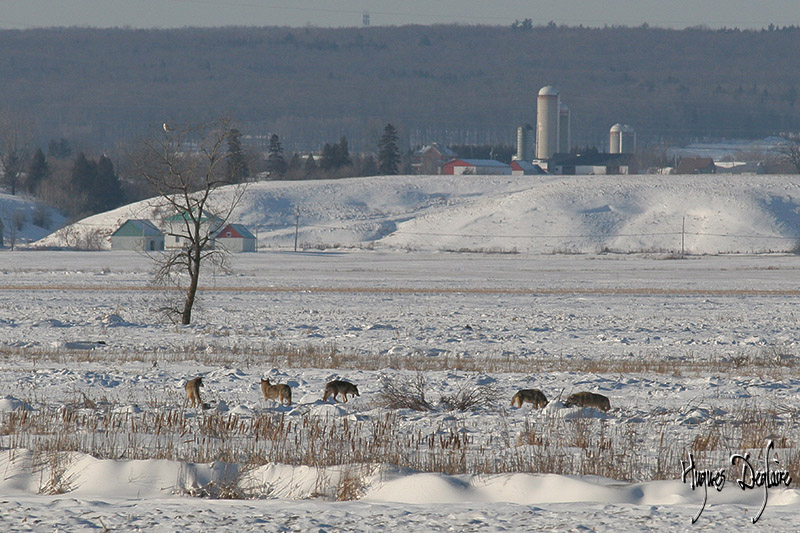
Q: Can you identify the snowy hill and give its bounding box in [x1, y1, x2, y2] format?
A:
[33, 173, 800, 254]
[0, 192, 66, 248]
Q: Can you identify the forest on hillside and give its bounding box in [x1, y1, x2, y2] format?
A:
[2, 23, 800, 153]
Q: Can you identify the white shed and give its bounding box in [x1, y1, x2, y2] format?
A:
[110, 219, 164, 251]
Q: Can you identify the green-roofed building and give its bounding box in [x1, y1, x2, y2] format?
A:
[163, 210, 224, 249]
[111, 219, 165, 251]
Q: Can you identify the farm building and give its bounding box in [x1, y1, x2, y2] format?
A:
[544, 153, 637, 175]
[674, 157, 716, 174]
[715, 161, 765, 174]
[441, 159, 512, 175]
[510, 160, 546, 175]
[111, 219, 165, 251]
[214, 224, 257, 252]
[163, 210, 224, 249]
[411, 143, 458, 174]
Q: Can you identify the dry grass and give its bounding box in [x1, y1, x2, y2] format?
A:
[3, 396, 796, 489]
[1, 344, 798, 499]
[3, 342, 795, 379]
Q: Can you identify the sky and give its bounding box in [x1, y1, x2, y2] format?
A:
[1, 0, 799, 30]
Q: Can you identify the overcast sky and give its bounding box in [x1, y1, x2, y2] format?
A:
[1, 0, 798, 30]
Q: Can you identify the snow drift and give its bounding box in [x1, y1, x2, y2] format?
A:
[33, 173, 800, 254]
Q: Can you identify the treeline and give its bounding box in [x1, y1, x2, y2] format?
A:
[3, 138, 126, 221]
[1, 125, 406, 222]
[1, 24, 800, 152]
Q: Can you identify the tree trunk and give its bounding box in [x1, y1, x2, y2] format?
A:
[182, 246, 201, 325]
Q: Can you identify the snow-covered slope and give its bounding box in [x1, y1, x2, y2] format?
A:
[0, 191, 66, 247]
[33, 173, 800, 254]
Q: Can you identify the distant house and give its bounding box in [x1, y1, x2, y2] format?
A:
[511, 160, 546, 176]
[111, 219, 164, 251]
[545, 153, 638, 175]
[441, 158, 512, 175]
[412, 143, 458, 174]
[674, 157, 716, 174]
[714, 161, 765, 174]
[214, 223, 257, 252]
[163, 210, 224, 249]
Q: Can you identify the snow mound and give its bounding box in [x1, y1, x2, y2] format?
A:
[31, 174, 800, 254]
[0, 396, 33, 412]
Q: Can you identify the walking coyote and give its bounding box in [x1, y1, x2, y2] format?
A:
[564, 391, 611, 411]
[510, 388, 548, 408]
[260, 378, 292, 406]
[323, 380, 360, 403]
[184, 377, 203, 408]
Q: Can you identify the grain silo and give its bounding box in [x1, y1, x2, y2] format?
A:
[609, 123, 623, 153]
[559, 103, 571, 153]
[609, 123, 636, 153]
[536, 86, 560, 159]
[515, 124, 534, 161]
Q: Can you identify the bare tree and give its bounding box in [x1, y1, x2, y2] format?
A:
[775, 136, 800, 173]
[132, 117, 248, 325]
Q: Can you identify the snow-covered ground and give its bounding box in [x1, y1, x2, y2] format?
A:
[0, 192, 66, 248]
[3, 173, 800, 530]
[1, 249, 799, 530]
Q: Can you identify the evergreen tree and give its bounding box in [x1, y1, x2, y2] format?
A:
[26, 148, 49, 194]
[266, 133, 287, 177]
[360, 154, 378, 176]
[319, 142, 335, 171]
[287, 152, 302, 171]
[320, 136, 352, 172]
[335, 136, 351, 168]
[71, 153, 96, 194]
[1, 151, 24, 195]
[304, 153, 317, 178]
[226, 128, 249, 183]
[93, 154, 124, 211]
[47, 138, 72, 159]
[66, 153, 124, 215]
[377, 123, 400, 175]
[67, 153, 96, 217]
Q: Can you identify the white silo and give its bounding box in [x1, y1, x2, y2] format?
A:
[609, 123, 623, 153]
[536, 86, 560, 159]
[515, 124, 534, 161]
[609, 124, 636, 153]
[621, 124, 636, 153]
[559, 103, 571, 153]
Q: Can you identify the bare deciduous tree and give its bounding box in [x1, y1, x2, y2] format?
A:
[132, 117, 248, 325]
[775, 136, 800, 173]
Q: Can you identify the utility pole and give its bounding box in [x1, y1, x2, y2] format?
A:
[294, 206, 300, 252]
[681, 215, 685, 258]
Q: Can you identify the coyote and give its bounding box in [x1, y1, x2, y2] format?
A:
[184, 377, 203, 408]
[564, 391, 611, 411]
[323, 380, 360, 403]
[260, 378, 292, 406]
[510, 388, 548, 408]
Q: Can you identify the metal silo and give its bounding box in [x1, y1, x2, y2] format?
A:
[536, 86, 560, 159]
[610, 124, 636, 153]
[609, 123, 623, 153]
[559, 103, 571, 153]
[515, 124, 534, 161]
[621, 125, 636, 153]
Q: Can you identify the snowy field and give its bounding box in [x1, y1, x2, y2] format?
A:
[1, 249, 799, 531]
